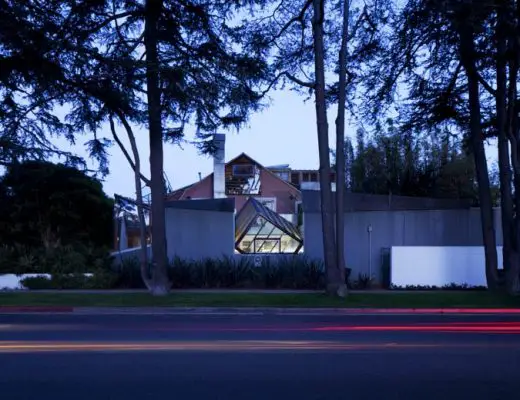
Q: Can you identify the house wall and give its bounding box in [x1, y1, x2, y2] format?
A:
[165, 207, 235, 260]
[172, 168, 301, 214]
[303, 208, 503, 282]
[257, 169, 301, 214]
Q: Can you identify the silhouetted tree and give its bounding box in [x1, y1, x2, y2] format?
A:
[0, 161, 113, 249]
[1, 0, 272, 294]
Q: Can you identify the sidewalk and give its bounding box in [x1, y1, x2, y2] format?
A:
[1, 306, 520, 315]
[0, 289, 476, 294]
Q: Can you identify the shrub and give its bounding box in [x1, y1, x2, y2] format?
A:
[0, 244, 112, 275]
[117, 255, 326, 290]
[0, 245, 18, 273]
[19, 276, 54, 290]
[389, 283, 487, 291]
[350, 273, 373, 290]
[113, 257, 147, 289]
[20, 272, 119, 290]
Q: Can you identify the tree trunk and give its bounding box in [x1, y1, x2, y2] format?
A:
[114, 115, 153, 291]
[496, 5, 513, 291]
[459, 20, 500, 290]
[311, 0, 343, 297]
[505, 0, 520, 295]
[144, 0, 169, 295]
[334, 0, 350, 293]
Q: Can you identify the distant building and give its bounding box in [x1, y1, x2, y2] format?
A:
[116, 134, 337, 254]
[165, 134, 336, 224]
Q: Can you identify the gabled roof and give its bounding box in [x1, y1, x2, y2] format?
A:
[166, 152, 301, 198]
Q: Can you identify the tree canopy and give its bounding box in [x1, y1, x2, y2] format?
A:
[0, 161, 114, 250]
[332, 120, 500, 204]
[1, 0, 274, 293]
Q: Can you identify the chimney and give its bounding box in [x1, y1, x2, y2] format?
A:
[212, 134, 226, 198]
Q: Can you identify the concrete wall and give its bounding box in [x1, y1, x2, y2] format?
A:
[303, 208, 503, 282]
[391, 246, 504, 287]
[165, 199, 235, 260]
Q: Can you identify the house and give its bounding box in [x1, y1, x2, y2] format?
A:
[115, 134, 335, 254]
[165, 134, 338, 254]
[165, 134, 336, 224]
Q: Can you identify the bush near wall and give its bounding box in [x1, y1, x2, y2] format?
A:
[114, 256, 327, 290]
[1, 244, 117, 290]
[0, 244, 113, 275]
[20, 273, 118, 290]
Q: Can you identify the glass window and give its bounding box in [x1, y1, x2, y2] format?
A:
[254, 239, 280, 253]
[237, 235, 255, 252]
[234, 197, 303, 254]
[232, 164, 254, 177]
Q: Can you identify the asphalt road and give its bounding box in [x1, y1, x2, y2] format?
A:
[1, 312, 520, 400]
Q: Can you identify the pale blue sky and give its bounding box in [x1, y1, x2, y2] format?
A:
[56, 89, 347, 199]
[54, 86, 498, 199]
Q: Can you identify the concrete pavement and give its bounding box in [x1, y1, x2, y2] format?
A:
[0, 288, 479, 293]
[1, 313, 520, 399]
[2, 305, 520, 315]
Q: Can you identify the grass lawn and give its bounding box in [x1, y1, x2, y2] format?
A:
[1, 291, 520, 308]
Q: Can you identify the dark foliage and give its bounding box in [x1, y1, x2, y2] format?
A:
[0, 0, 273, 164]
[0, 244, 113, 275]
[20, 273, 119, 290]
[390, 283, 487, 291]
[0, 161, 114, 249]
[113, 256, 327, 290]
[331, 119, 500, 204]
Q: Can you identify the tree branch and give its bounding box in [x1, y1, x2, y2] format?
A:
[269, 0, 313, 43]
[477, 73, 497, 96]
[109, 116, 151, 186]
[284, 71, 315, 88]
[82, 11, 136, 36]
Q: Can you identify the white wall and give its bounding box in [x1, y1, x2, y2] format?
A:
[391, 246, 503, 287]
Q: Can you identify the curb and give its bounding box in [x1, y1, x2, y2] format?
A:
[2, 306, 520, 315]
[0, 306, 74, 313]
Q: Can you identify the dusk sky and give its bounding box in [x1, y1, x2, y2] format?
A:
[54, 86, 498, 200]
[56, 88, 348, 199]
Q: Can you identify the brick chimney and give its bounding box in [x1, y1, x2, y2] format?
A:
[212, 134, 226, 198]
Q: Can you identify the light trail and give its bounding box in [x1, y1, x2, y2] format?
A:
[0, 340, 447, 353]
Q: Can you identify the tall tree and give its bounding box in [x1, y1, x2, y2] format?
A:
[335, 0, 350, 283]
[311, 0, 343, 296]
[455, 0, 500, 289]
[1, 0, 272, 294]
[144, 0, 169, 294]
[246, 0, 370, 296]
[348, 0, 516, 290]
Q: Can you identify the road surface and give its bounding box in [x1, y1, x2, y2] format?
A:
[1, 311, 519, 399]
